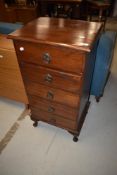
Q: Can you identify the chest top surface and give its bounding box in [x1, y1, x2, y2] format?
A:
[8, 17, 102, 52]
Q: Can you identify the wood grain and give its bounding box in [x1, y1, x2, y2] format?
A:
[20, 62, 82, 93]
[31, 108, 77, 130]
[25, 82, 80, 108]
[15, 41, 85, 74]
[0, 35, 28, 103]
[28, 95, 79, 120]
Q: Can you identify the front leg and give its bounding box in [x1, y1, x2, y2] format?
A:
[33, 120, 38, 127]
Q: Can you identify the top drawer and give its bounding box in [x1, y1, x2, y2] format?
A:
[14, 41, 85, 74]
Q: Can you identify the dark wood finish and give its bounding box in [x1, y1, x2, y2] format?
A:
[20, 63, 82, 93]
[26, 82, 80, 108]
[28, 95, 79, 120]
[87, 0, 110, 22]
[0, 1, 38, 23]
[38, 0, 82, 17]
[31, 108, 77, 131]
[9, 17, 102, 52]
[14, 41, 85, 74]
[0, 0, 8, 21]
[15, 6, 38, 24]
[9, 17, 102, 141]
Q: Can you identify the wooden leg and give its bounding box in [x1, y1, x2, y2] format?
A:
[68, 100, 90, 142]
[73, 135, 78, 142]
[68, 131, 79, 142]
[33, 120, 38, 127]
[95, 96, 100, 102]
[95, 95, 103, 102]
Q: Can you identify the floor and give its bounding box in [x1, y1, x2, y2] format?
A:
[0, 23, 117, 175]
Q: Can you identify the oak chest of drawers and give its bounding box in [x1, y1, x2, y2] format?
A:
[9, 17, 102, 141]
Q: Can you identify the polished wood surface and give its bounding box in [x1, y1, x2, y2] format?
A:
[9, 17, 102, 52]
[14, 41, 85, 74]
[31, 107, 77, 130]
[9, 17, 102, 141]
[26, 82, 80, 107]
[20, 63, 82, 93]
[28, 95, 78, 120]
[0, 35, 28, 103]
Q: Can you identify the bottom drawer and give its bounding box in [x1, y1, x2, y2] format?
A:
[28, 95, 78, 121]
[31, 108, 77, 131]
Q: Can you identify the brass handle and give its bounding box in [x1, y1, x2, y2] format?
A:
[45, 74, 53, 83]
[48, 106, 55, 112]
[43, 53, 51, 64]
[47, 91, 54, 100]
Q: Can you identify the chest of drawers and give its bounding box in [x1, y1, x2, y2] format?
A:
[9, 17, 102, 141]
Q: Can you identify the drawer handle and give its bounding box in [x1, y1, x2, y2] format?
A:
[45, 74, 53, 83]
[47, 91, 54, 100]
[42, 53, 51, 64]
[0, 55, 3, 59]
[19, 47, 24, 52]
[48, 106, 55, 112]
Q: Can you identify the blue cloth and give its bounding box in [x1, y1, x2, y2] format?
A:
[91, 31, 117, 97]
[0, 22, 23, 34]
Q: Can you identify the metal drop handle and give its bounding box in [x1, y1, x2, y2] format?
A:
[43, 53, 51, 64]
[47, 91, 54, 100]
[48, 106, 55, 112]
[45, 74, 53, 83]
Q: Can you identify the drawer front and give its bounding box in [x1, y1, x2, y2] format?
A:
[31, 108, 77, 130]
[14, 41, 85, 74]
[25, 82, 80, 108]
[28, 95, 78, 120]
[20, 63, 82, 94]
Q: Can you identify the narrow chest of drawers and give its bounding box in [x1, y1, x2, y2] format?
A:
[9, 17, 102, 141]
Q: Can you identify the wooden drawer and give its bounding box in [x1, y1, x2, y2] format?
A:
[25, 82, 80, 108]
[20, 63, 82, 94]
[14, 41, 85, 74]
[28, 95, 79, 120]
[31, 108, 77, 130]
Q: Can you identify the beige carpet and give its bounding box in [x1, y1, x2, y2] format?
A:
[0, 98, 25, 141]
[0, 98, 29, 154]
